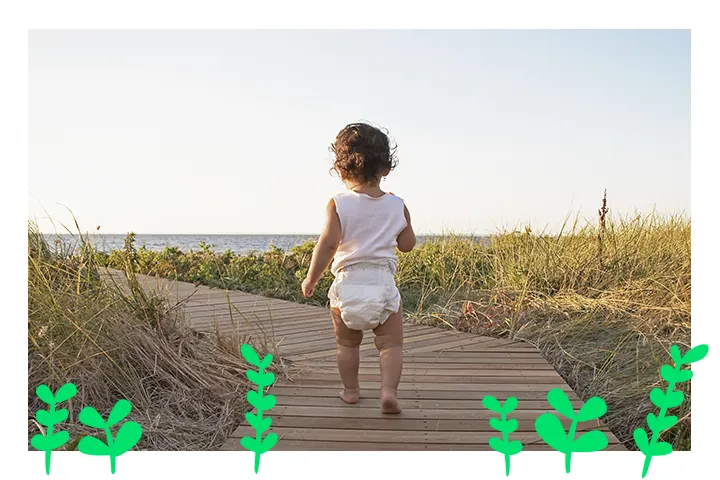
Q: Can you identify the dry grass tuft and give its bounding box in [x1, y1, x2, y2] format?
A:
[28, 221, 274, 450]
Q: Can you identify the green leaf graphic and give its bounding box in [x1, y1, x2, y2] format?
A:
[535, 412, 569, 452]
[547, 388, 575, 419]
[505, 440, 523, 455]
[78, 399, 143, 473]
[241, 436, 258, 451]
[247, 370, 275, 388]
[651, 441, 673, 456]
[32, 431, 70, 451]
[664, 391, 684, 408]
[36, 385, 55, 405]
[669, 345, 682, 364]
[660, 364, 676, 382]
[489, 437, 505, 452]
[54, 409, 70, 424]
[490, 417, 518, 434]
[634, 428, 650, 454]
[536, 393, 609, 473]
[647, 413, 677, 432]
[78, 436, 111, 456]
[248, 390, 277, 411]
[79, 407, 107, 429]
[576, 397, 607, 422]
[55, 383, 78, 403]
[32, 382, 77, 475]
[501, 397, 518, 414]
[113, 421, 143, 455]
[649, 388, 684, 409]
[681, 344, 709, 364]
[637, 343, 709, 478]
[483, 395, 523, 476]
[246, 412, 272, 432]
[31, 434, 48, 451]
[240, 343, 277, 474]
[262, 394, 277, 410]
[36, 410, 54, 427]
[573, 430, 608, 452]
[482, 395, 502, 413]
[648, 388, 665, 408]
[49, 431, 70, 450]
[107, 399, 132, 426]
[260, 354, 274, 370]
[241, 344, 262, 367]
[661, 364, 693, 383]
[259, 433, 278, 453]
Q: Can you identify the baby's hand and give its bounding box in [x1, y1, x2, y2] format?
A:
[301, 278, 316, 298]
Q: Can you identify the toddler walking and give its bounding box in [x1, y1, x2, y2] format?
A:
[301, 123, 416, 414]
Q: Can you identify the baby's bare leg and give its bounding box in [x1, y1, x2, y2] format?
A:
[331, 308, 361, 404]
[374, 307, 404, 414]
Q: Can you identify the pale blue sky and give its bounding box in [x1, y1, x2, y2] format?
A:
[28, 30, 689, 235]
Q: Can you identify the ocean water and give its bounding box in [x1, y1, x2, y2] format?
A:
[51, 234, 319, 255]
[48, 233, 488, 255]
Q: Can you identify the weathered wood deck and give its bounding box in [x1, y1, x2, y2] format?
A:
[116, 270, 624, 451]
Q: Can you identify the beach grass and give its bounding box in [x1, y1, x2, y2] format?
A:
[28, 221, 274, 451]
[94, 200, 691, 451]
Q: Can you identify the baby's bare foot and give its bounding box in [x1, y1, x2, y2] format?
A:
[380, 390, 402, 414]
[340, 387, 360, 404]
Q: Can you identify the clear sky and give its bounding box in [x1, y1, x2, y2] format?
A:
[28, 30, 690, 235]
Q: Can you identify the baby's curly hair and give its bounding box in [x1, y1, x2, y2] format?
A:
[330, 122, 398, 184]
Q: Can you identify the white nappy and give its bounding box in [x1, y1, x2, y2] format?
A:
[328, 261, 401, 331]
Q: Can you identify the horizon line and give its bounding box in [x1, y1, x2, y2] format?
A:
[43, 232, 493, 237]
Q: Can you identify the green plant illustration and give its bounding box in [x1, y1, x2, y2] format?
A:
[240, 343, 278, 474]
[77, 399, 143, 474]
[535, 389, 608, 473]
[482, 395, 523, 476]
[635, 343, 709, 478]
[31, 383, 77, 475]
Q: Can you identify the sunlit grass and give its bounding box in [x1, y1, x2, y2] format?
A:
[95, 206, 691, 450]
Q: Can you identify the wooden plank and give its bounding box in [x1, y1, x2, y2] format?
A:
[306, 361, 554, 370]
[301, 366, 559, 377]
[288, 336, 478, 361]
[238, 439, 624, 451]
[268, 386, 563, 401]
[272, 395, 578, 410]
[398, 355, 550, 364]
[221, 439, 557, 451]
[280, 331, 453, 356]
[292, 347, 547, 362]
[187, 307, 324, 322]
[240, 415, 611, 433]
[276, 324, 435, 346]
[267, 405, 572, 420]
[228, 427, 620, 445]
[116, 271, 624, 452]
[446, 342, 539, 352]
[401, 337, 497, 354]
[186, 296, 308, 309]
[284, 380, 575, 393]
[289, 373, 563, 385]
[407, 350, 547, 359]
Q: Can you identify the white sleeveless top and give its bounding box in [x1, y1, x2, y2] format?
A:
[330, 191, 407, 276]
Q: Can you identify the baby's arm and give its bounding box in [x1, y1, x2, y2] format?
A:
[302, 198, 341, 297]
[397, 204, 416, 252]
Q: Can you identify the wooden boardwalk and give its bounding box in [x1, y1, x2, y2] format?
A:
[116, 270, 624, 451]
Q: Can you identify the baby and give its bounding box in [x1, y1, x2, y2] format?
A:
[301, 122, 416, 414]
